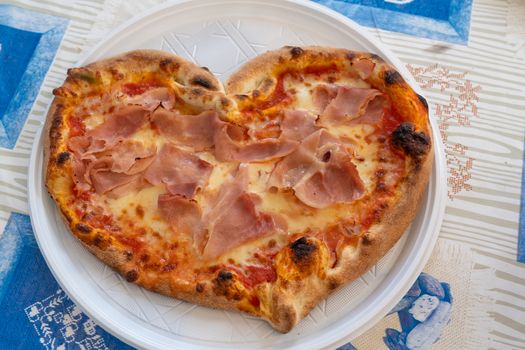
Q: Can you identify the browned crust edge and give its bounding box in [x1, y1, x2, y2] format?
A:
[75, 49, 223, 92]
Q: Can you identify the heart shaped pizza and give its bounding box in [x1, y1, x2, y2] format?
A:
[44, 46, 432, 332]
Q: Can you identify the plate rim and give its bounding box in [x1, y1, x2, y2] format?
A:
[27, 0, 447, 349]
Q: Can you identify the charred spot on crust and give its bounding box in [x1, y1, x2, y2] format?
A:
[328, 280, 340, 290]
[109, 67, 124, 80]
[50, 113, 63, 136]
[190, 87, 204, 97]
[369, 53, 382, 61]
[124, 251, 133, 261]
[384, 70, 402, 85]
[236, 94, 249, 101]
[258, 78, 274, 92]
[92, 234, 107, 249]
[75, 223, 92, 234]
[56, 152, 70, 165]
[159, 58, 172, 70]
[220, 97, 232, 109]
[290, 237, 316, 264]
[213, 270, 243, 300]
[346, 52, 356, 61]
[191, 75, 214, 89]
[417, 94, 429, 110]
[362, 233, 374, 245]
[392, 122, 430, 159]
[201, 66, 210, 72]
[196, 283, 205, 293]
[125, 269, 139, 282]
[217, 270, 233, 283]
[290, 46, 304, 58]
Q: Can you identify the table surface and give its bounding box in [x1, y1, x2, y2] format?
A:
[0, 0, 524, 349]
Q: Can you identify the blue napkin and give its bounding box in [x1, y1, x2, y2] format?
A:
[312, 0, 473, 45]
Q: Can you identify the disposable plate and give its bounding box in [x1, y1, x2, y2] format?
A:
[28, 1, 447, 348]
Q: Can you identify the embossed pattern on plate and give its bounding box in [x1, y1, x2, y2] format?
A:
[28, 1, 447, 349]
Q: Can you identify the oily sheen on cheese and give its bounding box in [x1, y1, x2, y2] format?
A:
[45, 47, 432, 333]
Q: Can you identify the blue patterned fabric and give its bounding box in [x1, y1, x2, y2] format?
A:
[0, 213, 134, 350]
[0, 5, 67, 149]
[312, 0, 473, 44]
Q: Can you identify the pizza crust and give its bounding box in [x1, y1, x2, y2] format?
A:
[44, 47, 433, 333]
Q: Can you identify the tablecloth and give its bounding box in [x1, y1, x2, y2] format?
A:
[0, 0, 524, 349]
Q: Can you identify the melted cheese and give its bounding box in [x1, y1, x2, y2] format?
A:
[101, 185, 170, 238]
[84, 114, 105, 129]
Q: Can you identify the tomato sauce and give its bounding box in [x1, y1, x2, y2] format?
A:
[118, 236, 143, 253]
[121, 82, 158, 96]
[249, 295, 260, 308]
[68, 116, 85, 137]
[229, 264, 277, 289]
[381, 110, 405, 135]
[303, 64, 338, 76]
[256, 76, 290, 110]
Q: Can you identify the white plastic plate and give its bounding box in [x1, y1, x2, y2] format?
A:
[28, 1, 447, 349]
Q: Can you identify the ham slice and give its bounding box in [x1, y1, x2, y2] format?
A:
[214, 123, 299, 162]
[68, 105, 150, 158]
[88, 105, 150, 148]
[268, 130, 364, 208]
[280, 109, 319, 141]
[101, 140, 156, 174]
[317, 86, 384, 127]
[312, 84, 339, 114]
[293, 143, 365, 208]
[144, 143, 213, 198]
[91, 171, 141, 195]
[200, 165, 279, 259]
[353, 58, 376, 79]
[151, 109, 218, 151]
[312, 84, 388, 128]
[82, 140, 156, 195]
[158, 193, 203, 238]
[126, 87, 175, 111]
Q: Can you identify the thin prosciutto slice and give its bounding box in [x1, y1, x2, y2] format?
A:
[200, 165, 280, 259]
[68, 105, 150, 157]
[158, 193, 203, 239]
[268, 130, 365, 208]
[353, 58, 376, 79]
[313, 85, 387, 127]
[88, 105, 150, 147]
[214, 123, 299, 162]
[126, 87, 175, 111]
[67, 105, 153, 195]
[83, 140, 156, 195]
[280, 109, 319, 141]
[144, 143, 213, 198]
[151, 108, 218, 151]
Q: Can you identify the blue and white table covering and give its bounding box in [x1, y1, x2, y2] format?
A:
[0, 0, 524, 349]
